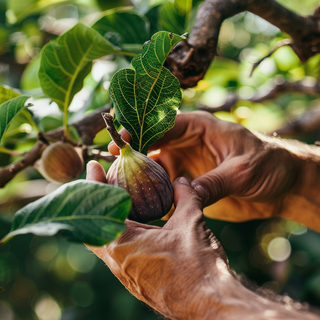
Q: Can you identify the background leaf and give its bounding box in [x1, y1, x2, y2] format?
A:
[92, 9, 150, 49]
[0, 95, 30, 142]
[109, 31, 184, 154]
[159, 2, 187, 34]
[38, 23, 119, 114]
[0, 85, 20, 104]
[0, 180, 131, 246]
[7, 0, 80, 24]
[158, 0, 201, 34]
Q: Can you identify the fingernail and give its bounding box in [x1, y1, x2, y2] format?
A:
[178, 177, 190, 185]
[192, 184, 209, 204]
[86, 160, 98, 171]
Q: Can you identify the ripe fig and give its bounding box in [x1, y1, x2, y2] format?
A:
[36, 142, 84, 183]
[103, 113, 173, 223]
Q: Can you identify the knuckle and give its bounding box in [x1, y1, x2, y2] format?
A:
[202, 173, 226, 202]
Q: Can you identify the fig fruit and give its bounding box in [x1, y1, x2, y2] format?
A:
[36, 142, 84, 183]
[103, 113, 173, 223]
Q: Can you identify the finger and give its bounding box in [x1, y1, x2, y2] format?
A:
[86, 160, 107, 183]
[191, 161, 238, 206]
[108, 128, 132, 155]
[149, 111, 219, 151]
[165, 177, 203, 228]
[148, 112, 193, 151]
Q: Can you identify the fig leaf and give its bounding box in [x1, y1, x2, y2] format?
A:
[38, 23, 119, 114]
[0, 180, 131, 247]
[0, 85, 20, 103]
[92, 9, 149, 50]
[109, 31, 185, 155]
[0, 86, 31, 142]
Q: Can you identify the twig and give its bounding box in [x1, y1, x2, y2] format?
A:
[250, 39, 293, 77]
[0, 141, 46, 188]
[198, 93, 238, 113]
[102, 113, 127, 149]
[197, 79, 320, 115]
[0, 105, 111, 188]
[251, 79, 320, 103]
[275, 105, 320, 136]
[91, 149, 116, 162]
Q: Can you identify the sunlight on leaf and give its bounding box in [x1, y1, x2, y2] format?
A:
[0, 85, 20, 104]
[8, 0, 76, 24]
[92, 9, 149, 47]
[0, 94, 31, 142]
[38, 23, 119, 133]
[0, 180, 131, 246]
[109, 31, 185, 154]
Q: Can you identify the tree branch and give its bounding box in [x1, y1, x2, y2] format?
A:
[0, 105, 111, 188]
[167, 0, 320, 88]
[251, 78, 320, 102]
[197, 78, 320, 114]
[198, 93, 239, 113]
[275, 105, 320, 136]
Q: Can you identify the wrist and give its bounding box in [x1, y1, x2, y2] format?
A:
[204, 272, 319, 320]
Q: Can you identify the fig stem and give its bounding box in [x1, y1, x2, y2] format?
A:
[102, 113, 127, 149]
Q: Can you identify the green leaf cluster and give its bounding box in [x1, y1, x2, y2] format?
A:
[1, 9, 186, 246]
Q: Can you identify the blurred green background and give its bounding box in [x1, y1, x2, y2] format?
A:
[1, 0, 320, 319]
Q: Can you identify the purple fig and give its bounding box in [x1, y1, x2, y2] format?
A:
[103, 113, 173, 223]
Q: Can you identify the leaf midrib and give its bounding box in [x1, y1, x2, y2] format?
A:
[64, 41, 94, 116]
[139, 62, 162, 152]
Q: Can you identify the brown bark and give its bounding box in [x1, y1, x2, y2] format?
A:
[167, 0, 320, 88]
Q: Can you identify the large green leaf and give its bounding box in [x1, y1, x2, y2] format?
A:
[158, 0, 201, 34]
[92, 10, 149, 47]
[0, 180, 131, 246]
[38, 23, 119, 114]
[109, 31, 185, 154]
[20, 56, 41, 91]
[159, 2, 187, 35]
[0, 85, 20, 104]
[0, 95, 30, 142]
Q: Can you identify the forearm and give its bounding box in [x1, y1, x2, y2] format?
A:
[179, 271, 319, 320]
[217, 279, 319, 320]
[255, 133, 320, 232]
[282, 154, 320, 231]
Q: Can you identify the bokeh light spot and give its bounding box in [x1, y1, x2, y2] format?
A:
[268, 237, 291, 262]
[34, 294, 61, 320]
[0, 301, 14, 320]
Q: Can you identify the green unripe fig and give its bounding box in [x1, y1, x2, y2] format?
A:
[103, 113, 173, 223]
[36, 142, 84, 183]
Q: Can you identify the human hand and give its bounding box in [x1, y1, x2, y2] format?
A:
[86, 162, 229, 319]
[86, 161, 319, 320]
[109, 111, 302, 223]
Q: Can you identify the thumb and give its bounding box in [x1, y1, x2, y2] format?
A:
[191, 162, 238, 206]
[166, 177, 203, 228]
[86, 160, 107, 183]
